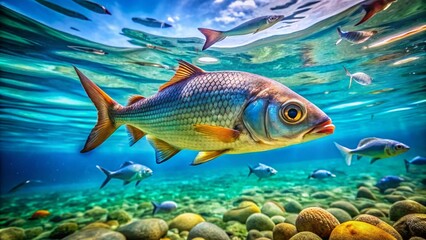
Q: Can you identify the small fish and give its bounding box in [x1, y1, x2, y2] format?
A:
[96, 161, 153, 189]
[74, 60, 334, 165]
[404, 156, 426, 172]
[308, 169, 336, 179]
[72, 0, 111, 15]
[198, 15, 284, 50]
[335, 137, 410, 166]
[68, 45, 108, 55]
[128, 61, 172, 70]
[375, 175, 404, 192]
[336, 27, 377, 45]
[343, 66, 372, 88]
[355, 0, 396, 26]
[8, 180, 43, 193]
[35, 0, 90, 21]
[132, 17, 172, 28]
[152, 201, 178, 215]
[70, 27, 80, 31]
[29, 210, 50, 220]
[248, 163, 277, 181]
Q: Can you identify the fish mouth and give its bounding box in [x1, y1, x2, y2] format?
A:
[306, 119, 335, 136]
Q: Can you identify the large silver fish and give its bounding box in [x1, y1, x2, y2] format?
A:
[74, 60, 334, 165]
[336, 27, 377, 45]
[335, 137, 410, 166]
[343, 66, 372, 88]
[198, 15, 284, 50]
[96, 161, 153, 189]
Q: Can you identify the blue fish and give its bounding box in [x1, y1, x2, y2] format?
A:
[8, 180, 43, 193]
[96, 161, 153, 189]
[375, 175, 404, 192]
[152, 201, 178, 215]
[248, 163, 277, 181]
[308, 169, 336, 179]
[404, 156, 426, 172]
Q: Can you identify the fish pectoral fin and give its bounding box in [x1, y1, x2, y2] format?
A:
[355, 4, 376, 26]
[135, 180, 142, 186]
[123, 181, 131, 185]
[191, 149, 229, 165]
[126, 125, 146, 146]
[370, 158, 380, 164]
[127, 95, 145, 105]
[159, 60, 205, 91]
[357, 155, 362, 160]
[147, 136, 180, 164]
[194, 124, 240, 143]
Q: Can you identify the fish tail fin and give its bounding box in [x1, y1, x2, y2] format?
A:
[336, 38, 342, 45]
[343, 66, 352, 88]
[151, 202, 159, 215]
[334, 142, 353, 166]
[337, 27, 343, 36]
[198, 28, 226, 51]
[404, 159, 410, 173]
[355, 5, 375, 26]
[96, 165, 112, 189]
[248, 165, 254, 177]
[74, 66, 122, 153]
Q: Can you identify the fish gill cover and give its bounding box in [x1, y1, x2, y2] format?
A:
[0, 0, 425, 239]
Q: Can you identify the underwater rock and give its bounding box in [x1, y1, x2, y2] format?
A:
[246, 213, 275, 231]
[311, 191, 333, 199]
[8, 218, 26, 226]
[187, 222, 230, 240]
[329, 221, 397, 240]
[107, 210, 131, 224]
[273, 223, 297, 240]
[223, 201, 260, 223]
[389, 200, 426, 221]
[284, 214, 298, 225]
[49, 222, 78, 239]
[24, 227, 43, 239]
[225, 221, 246, 238]
[288, 231, 322, 240]
[0, 227, 26, 240]
[260, 230, 273, 238]
[326, 208, 352, 223]
[393, 213, 426, 239]
[330, 200, 360, 217]
[284, 200, 303, 213]
[295, 207, 340, 238]
[356, 187, 377, 200]
[63, 227, 126, 240]
[409, 196, 426, 206]
[83, 222, 111, 229]
[271, 215, 286, 224]
[169, 213, 205, 231]
[385, 194, 407, 203]
[118, 219, 168, 240]
[261, 201, 285, 217]
[246, 229, 263, 240]
[84, 206, 108, 219]
[354, 214, 402, 240]
[362, 208, 387, 218]
[396, 186, 414, 193]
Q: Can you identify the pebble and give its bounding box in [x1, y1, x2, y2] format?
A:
[0, 227, 26, 240]
[389, 200, 426, 221]
[289, 231, 322, 240]
[295, 207, 340, 239]
[49, 222, 78, 239]
[356, 187, 377, 200]
[261, 201, 285, 217]
[354, 214, 402, 240]
[326, 208, 352, 223]
[284, 200, 303, 213]
[246, 213, 275, 231]
[330, 200, 359, 217]
[329, 221, 397, 240]
[169, 213, 205, 231]
[223, 201, 260, 223]
[63, 227, 126, 240]
[187, 222, 230, 240]
[393, 213, 426, 239]
[118, 219, 168, 240]
[107, 210, 131, 224]
[273, 223, 297, 240]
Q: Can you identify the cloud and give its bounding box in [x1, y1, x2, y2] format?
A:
[167, 17, 175, 23]
[228, 0, 256, 10]
[214, 0, 224, 3]
[214, 15, 236, 24]
[214, 0, 257, 24]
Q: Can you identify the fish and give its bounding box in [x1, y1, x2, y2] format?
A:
[375, 175, 404, 192]
[355, 0, 396, 26]
[96, 161, 153, 189]
[128, 61, 172, 70]
[72, 0, 111, 15]
[35, 0, 90, 21]
[343, 66, 372, 88]
[132, 17, 172, 28]
[8, 180, 43, 193]
[152, 201, 178, 215]
[336, 27, 377, 45]
[248, 163, 277, 181]
[68, 45, 108, 55]
[198, 15, 284, 50]
[334, 137, 410, 166]
[70, 27, 80, 31]
[74, 60, 334, 165]
[29, 210, 50, 220]
[404, 156, 426, 172]
[308, 169, 336, 179]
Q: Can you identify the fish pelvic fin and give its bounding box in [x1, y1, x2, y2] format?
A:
[147, 136, 180, 164]
[151, 201, 159, 215]
[370, 158, 380, 164]
[404, 159, 410, 172]
[159, 60, 205, 91]
[96, 165, 112, 189]
[126, 125, 146, 146]
[248, 165, 254, 177]
[191, 149, 229, 165]
[335, 38, 343, 45]
[74, 66, 122, 153]
[334, 142, 353, 166]
[198, 28, 226, 51]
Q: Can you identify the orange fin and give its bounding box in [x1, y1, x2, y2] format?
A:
[355, 5, 376, 26]
[147, 136, 180, 163]
[127, 95, 145, 106]
[194, 124, 240, 143]
[74, 66, 121, 153]
[198, 28, 226, 51]
[192, 150, 229, 165]
[159, 60, 205, 91]
[126, 125, 146, 146]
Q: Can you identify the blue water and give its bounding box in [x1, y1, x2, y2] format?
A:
[0, 0, 425, 238]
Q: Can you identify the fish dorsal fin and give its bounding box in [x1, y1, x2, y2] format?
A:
[358, 137, 379, 147]
[159, 60, 205, 91]
[191, 149, 229, 165]
[127, 95, 145, 106]
[147, 136, 180, 163]
[194, 124, 240, 143]
[120, 161, 135, 168]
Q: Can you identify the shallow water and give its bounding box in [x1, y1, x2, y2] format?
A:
[0, 0, 426, 239]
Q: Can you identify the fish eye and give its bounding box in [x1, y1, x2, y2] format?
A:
[268, 16, 279, 23]
[395, 145, 403, 150]
[280, 101, 306, 124]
